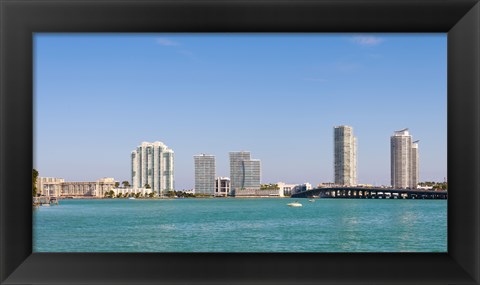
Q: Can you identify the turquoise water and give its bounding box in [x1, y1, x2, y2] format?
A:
[33, 198, 447, 252]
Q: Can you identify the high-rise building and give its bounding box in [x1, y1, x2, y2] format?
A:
[243, 159, 261, 188]
[229, 151, 261, 195]
[334, 125, 357, 186]
[194, 154, 216, 195]
[131, 141, 174, 196]
[411, 140, 420, 189]
[391, 129, 419, 189]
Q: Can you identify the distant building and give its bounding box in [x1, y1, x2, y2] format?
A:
[334, 125, 357, 186]
[318, 182, 337, 188]
[36, 177, 116, 197]
[215, 177, 230, 197]
[110, 187, 153, 197]
[291, 183, 313, 195]
[36, 177, 65, 196]
[131, 141, 174, 196]
[243, 159, 261, 189]
[391, 129, 419, 189]
[229, 151, 261, 195]
[276, 182, 297, 196]
[275, 182, 313, 196]
[411, 141, 419, 189]
[235, 188, 281, 197]
[194, 154, 216, 195]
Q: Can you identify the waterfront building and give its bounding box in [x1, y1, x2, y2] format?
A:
[391, 129, 419, 189]
[36, 177, 116, 197]
[131, 141, 174, 196]
[36, 177, 65, 196]
[243, 159, 261, 189]
[291, 183, 313, 195]
[229, 151, 261, 195]
[110, 187, 153, 197]
[334, 125, 357, 186]
[276, 182, 297, 196]
[194, 154, 216, 195]
[215, 177, 230, 197]
[235, 188, 281, 197]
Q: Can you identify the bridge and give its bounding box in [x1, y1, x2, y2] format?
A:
[291, 187, 447, 200]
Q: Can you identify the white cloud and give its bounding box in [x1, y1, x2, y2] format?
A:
[156, 38, 180, 46]
[351, 35, 383, 46]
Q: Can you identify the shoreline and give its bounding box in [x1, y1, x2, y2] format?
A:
[56, 196, 290, 200]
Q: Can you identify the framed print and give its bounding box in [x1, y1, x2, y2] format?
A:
[1, 0, 479, 284]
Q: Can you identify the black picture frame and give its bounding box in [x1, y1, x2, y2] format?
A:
[1, 0, 479, 284]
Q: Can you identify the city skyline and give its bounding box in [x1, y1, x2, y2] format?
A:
[34, 34, 447, 188]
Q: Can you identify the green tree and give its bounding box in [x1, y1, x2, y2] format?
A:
[115, 182, 120, 188]
[144, 184, 151, 189]
[122, 181, 130, 188]
[32, 169, 39, 197]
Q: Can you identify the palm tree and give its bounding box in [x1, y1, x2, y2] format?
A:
[122, 181, 130, 188]
[32, 169, 39, 197]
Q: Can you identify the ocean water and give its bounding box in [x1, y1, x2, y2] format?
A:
[33, 198, 447, 252]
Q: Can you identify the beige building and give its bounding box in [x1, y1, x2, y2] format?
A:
[334, 125, 357, 186]
[36, 177, 116, 197]
[109, 187, 154, 197]
[37, 177, 65, 196]
[234, 188, 282, 197]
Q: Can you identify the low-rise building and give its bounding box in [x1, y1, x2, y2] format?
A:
[215, 177, 230, 197]
[234, 188, 282, 197]
[109, 187, 154, 197]
[37, 177, 116, 197]
[37, 177, 65, 196]
[291, 183, 313, 195]
[276, 182, 297, 196]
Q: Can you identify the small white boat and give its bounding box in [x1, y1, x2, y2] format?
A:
[128, 197, 136, 200]
[308, 199, 315, 202]
[287, 201, 303, 207]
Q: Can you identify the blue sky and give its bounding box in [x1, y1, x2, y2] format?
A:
[34, 34, 447, 189]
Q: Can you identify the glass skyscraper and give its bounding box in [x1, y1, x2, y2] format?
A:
[194, 154, 216, 195]
[131, 141, 174, 196]
[334, 125, 357, 186]
[229, 151, 261, 195]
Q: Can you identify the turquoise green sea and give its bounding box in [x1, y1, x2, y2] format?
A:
[33, 198, 447, 252]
